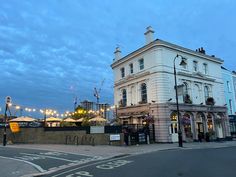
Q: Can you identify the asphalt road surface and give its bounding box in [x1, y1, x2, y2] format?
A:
[46, 146, 236, 177]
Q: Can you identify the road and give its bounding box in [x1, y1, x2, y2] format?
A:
[0, 146, 235, 177]
[47, 146, 236, 177]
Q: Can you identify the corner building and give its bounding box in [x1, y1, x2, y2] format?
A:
[111, 27, 231, 143]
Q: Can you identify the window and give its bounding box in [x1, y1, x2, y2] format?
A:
[182, 60, 187, 69]
[120, 67, 125, 78]
[140, 83, 147, 103]
[122, 89, 127, 107]
[183, 82, 191, 103]
[227, 81, 231, 92]
[139, 58, 144, 70]
[204, 86, 209, 101]
[193, 61, 198, 72]
[203, 63, 208, 74]
[170, 112, 178, 134]
[129, 63, 133, 74]
[183, 82, 188, 96]
[229, 99, 233, 114]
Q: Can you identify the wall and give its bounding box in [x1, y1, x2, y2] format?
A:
[0, 128, 124, 146]
[222, 68, 236, 115]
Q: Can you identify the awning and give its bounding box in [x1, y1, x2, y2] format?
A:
[119, 115, 130, 119]
[229, 115, 236, 121]
[131, 114, 145, 118]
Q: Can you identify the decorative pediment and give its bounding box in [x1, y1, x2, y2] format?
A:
[178, 71, 215, 82]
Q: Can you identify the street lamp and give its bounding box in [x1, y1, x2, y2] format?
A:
[174, 54, 187, 147]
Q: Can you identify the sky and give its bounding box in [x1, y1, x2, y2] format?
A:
[0, 0, 235, 117]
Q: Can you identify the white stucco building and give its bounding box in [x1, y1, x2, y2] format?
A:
[111, 26, 231, 143]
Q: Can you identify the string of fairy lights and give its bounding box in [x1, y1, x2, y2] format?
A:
[5, 103, 115, 118]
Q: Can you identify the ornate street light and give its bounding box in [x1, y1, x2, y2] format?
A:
[174, 54, 187, 147]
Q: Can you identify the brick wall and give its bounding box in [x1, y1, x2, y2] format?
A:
[0, 128, 124, 146]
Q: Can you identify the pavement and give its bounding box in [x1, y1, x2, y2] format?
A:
[1, 141, 236, 177]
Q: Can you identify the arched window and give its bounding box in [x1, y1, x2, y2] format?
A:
[183, 82, 191, 103]
[170, 112, 178, 134]
[170, 112, 178, 121]
[122, 89, 127, 106]
[192, 84, 201, 104]
[183, 82, 188, 96]
[204, 86, 209, 101]
[141, 83, 147, 103]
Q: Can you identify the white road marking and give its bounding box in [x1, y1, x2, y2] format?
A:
[0, 155, 46, 173]
[75, 171, 93, 176]
[39, 151, 68, 156]
[51, 156, 132, 177]
[96, 160, 133, 170]
[20, 153, 77, 162]
[4, 145, 102, 158]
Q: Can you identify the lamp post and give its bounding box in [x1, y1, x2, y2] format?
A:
[3, 96, 11, 146]
[174, 54, 187, 147]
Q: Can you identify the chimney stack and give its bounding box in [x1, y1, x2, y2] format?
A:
[144, 26, 155, 45]
[114, 46, 121, 61]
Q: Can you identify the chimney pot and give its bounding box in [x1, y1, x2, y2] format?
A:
[144, 26, 155, 44]
[114, 47, 121, 61]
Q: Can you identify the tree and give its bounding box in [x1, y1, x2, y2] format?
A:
[71, 106, 87, 119]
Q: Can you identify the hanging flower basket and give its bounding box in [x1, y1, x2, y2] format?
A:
[143, 115, 154, 124]
[184, 94, 192, 104]
[182, 116, 191, 125]
[206, 97, 215, 105]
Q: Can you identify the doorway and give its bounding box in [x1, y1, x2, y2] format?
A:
[183, 113, 192, 141]
[170, 112, 178, 142]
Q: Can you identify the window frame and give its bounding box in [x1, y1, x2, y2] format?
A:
[120, 67, 125, 78]
[229, 99, 233, 114]
[204, 86, 209, 101]
[193, 60, 198, 72]
[139, 58, 144, 70]
[122, 89, 127, 107]
[140, 83, 147, 103]
[227, 81, 231, 92]
[129, 63, 134, 74]
[203, 63, 208, 74]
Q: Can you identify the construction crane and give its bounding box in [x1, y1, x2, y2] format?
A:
[94, 79, 105, 112]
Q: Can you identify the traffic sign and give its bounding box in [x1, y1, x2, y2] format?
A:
[5, 96, 11, 104]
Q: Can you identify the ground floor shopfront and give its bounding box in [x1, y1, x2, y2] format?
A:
[117, 103, 231, 143]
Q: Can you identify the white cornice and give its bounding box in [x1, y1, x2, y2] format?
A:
[114, 71, 150, 87]
[111, 39, 223, 69]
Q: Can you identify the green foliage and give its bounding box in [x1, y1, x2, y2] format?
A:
[61, 121, 76, 127]
[71, 105, 87, 119]
[71, 105, 96, 120]
[184, 94, 192, 104]
[206, 97, 215, 105]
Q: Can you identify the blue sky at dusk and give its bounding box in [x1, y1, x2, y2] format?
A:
[0, 0, 235, 117]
